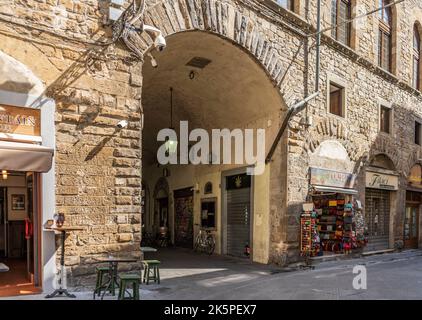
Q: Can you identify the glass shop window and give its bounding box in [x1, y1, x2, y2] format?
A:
[201, 199, 216, 229]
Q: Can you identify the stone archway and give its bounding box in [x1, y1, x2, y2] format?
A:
[140, 26, 288, 262]
[133, 0, 300, 107]
[0, 50, 44, 97]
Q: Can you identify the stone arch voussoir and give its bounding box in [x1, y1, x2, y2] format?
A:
[140, 0, 288, 101]
[303, 118, 361, 162]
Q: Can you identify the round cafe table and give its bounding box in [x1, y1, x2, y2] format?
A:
[95, 257, 139, 300]
[44, 226, 85, 298]
[0, 263, 9, 272]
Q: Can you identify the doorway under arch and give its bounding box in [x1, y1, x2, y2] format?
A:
[141, 30, 286, 262]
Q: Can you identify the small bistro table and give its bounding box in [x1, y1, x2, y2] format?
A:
[140, 246, 157, 253]
[44, 226, 85, 299]
[0, 263, 9, 272]
[140, 246, 158, 282]
[95, 257, 138, 300]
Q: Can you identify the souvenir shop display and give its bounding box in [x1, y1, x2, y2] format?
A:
[353, 200, 368, 249]
[342, 203, 355, 254]
[300, 204, 320, 259]
[310, 193, 368, 255]
[313, 196, 344, 253]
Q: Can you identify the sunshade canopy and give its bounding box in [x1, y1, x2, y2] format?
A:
[0, 140, 53, 173]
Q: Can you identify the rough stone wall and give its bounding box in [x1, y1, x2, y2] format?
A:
[283, 0, 422, 261]
[0, 0, 143, 287]
[131, 0, 422, 264]
[1, 0, 421, 277]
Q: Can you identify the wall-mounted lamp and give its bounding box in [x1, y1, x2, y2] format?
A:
[165, 87, 178, 155]
[2, 170, 7, 180]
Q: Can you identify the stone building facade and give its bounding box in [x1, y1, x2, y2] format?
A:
[1, 0, 422, 294]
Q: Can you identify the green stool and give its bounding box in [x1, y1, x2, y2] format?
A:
[93, 266, 113, 299]
[142, 260, 161, 285]
[118, 274, 141, 300]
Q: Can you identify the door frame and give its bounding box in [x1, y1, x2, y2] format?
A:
[34, 173, 43, 288]
[221, 167, 254, 258]
[0, 187, 7, 258]
[404, 201, 420, 249]
[173, 187, 194, 248]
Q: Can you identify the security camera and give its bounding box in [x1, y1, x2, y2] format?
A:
[154, 34, 166, 52]
[143, 24, 166, 52]
[117, 120, 128, 129]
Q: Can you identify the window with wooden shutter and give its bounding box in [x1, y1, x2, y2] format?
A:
[331, 0, 351, 46]
[413, 25, 421, 90]
[378, 0, 392, 72]
[329, 83, 345, 117]
[415, 121, 421, 145]
[380, 105, 391, 134]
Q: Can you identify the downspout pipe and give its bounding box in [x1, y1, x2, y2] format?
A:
[265, 0, 322, 164]
[265, 91, 319, 164]
[315, 0, 321, 93]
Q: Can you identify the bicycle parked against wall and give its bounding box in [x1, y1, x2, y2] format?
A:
[194, 224, 215, 255]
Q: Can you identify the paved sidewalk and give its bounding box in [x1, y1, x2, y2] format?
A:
[2, 248, 422, 300]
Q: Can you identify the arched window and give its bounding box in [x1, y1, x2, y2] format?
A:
[413, 24, 421, 90]
[277, 0, 294, 11]
[331, 0, 352, 46]
[378, 0, 393, 72]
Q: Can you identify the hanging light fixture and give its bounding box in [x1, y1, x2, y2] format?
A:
[164, 87, 178, 155]
[2, 170, 7, 180]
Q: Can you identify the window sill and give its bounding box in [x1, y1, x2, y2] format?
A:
[327, 112, 346, 121]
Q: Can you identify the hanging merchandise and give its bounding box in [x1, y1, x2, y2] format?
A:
[314, 195, 344, 254]
[300, 204, 321, 258]
[353, 200, 368, 249]
[342, 202, 355, 254]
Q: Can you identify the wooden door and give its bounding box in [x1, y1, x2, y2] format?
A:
[174, 188, 194, 248]
[404, 204, 419, 249]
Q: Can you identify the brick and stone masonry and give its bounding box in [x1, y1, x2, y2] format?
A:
[1, 0, 422, 287]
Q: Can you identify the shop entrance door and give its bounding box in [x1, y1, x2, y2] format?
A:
[365, 189, 390, 251]
[174, 188, 194, 248]
[0, 172, 41, 296]
[404, 205, 419, 249]
[225, 173, 252, 258]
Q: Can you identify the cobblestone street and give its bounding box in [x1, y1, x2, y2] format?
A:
[3, 248, 422, 300]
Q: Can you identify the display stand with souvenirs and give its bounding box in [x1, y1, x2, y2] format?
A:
[353, 200, 368, 250]
[300, 203, 319, 269]
[304, 194, 368, 257]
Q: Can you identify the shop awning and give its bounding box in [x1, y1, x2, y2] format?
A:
[313, 185, 358, 195]
[0, 140, 53, 173]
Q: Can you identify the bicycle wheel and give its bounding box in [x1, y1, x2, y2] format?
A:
[205, 235, 215, 255]
[193, 234, 201, 252]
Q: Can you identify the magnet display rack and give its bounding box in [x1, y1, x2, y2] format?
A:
[300, 210, 317, 270]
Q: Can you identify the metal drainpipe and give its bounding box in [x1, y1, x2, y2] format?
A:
[315, 0, 321, 93]
[265, 1, 322, 164]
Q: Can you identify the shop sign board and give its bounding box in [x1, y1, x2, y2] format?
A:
[0, 105, 41, 137]
[408, 164, 422, 188]
[366, 171, 398, 190]
[310, 167, 356, 189]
